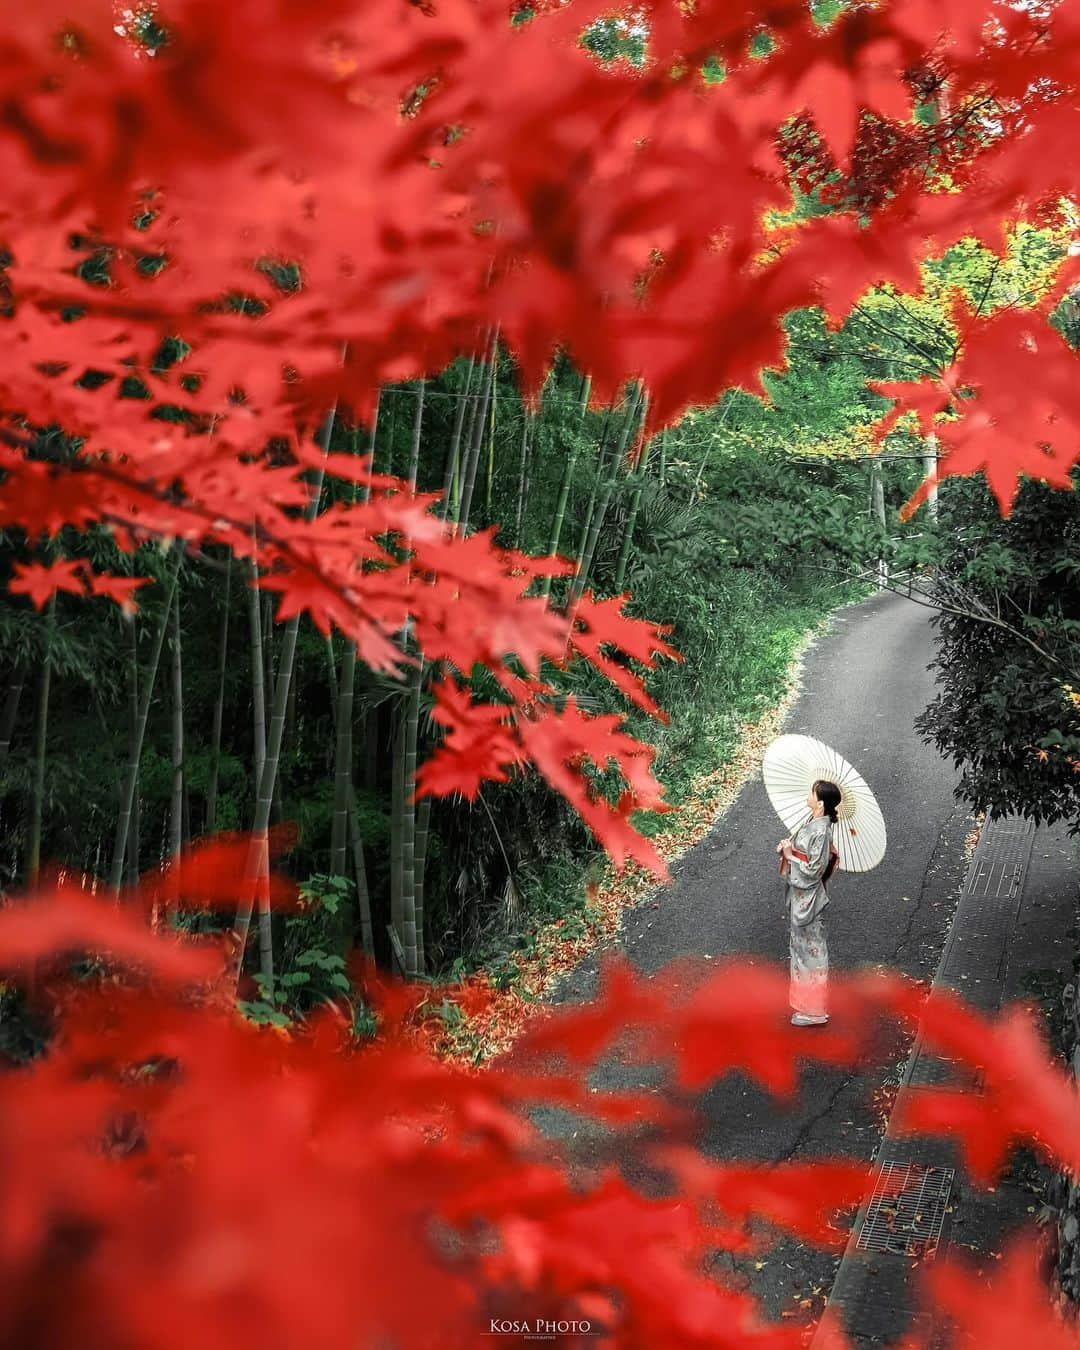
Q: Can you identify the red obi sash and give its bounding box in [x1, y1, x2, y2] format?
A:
[779, 843, 839, 882]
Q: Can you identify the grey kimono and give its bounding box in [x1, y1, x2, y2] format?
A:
[783, 815, 833, 1017]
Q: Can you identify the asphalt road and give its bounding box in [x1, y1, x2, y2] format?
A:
[510, 589, 976, 1325]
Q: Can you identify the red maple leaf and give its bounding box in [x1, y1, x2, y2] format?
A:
[568, 591, 681, 721]
[87, 571, 152, 615]
[923, 1235, 1079, 1350]
[516, 699, 670, 876]
[0, 870, 220, 987]
[653, 1148, 878, 1250]
[756, 8, 916, 169]
[413, 677, 523, 801]
[9, 557, 87, 609]
[893, 307, 1080, 517]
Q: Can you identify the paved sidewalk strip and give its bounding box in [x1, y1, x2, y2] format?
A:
[813, 815, 1040, 1349]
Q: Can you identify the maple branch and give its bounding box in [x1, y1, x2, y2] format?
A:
[878, 291, 954, 356]
[190, 547, 233, 575]
[850, 301, 946, 378]
[968, 255, 1003, 328]
[786, 341, 928, 373]
[850, 563, 1080, 684]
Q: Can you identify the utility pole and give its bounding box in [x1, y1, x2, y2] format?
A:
[871, 459, 887, 589]
[923, 434, 940, 523]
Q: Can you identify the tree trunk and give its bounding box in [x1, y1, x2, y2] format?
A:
[26, 599, 55, 887]
[205, 556, 232, 834]
[109, 548, 182, 893]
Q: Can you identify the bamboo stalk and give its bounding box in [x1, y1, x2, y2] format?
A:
[458, 330, 499, 533]
[407, 379, 425, 492]
[365, 389, 381, 492]
[399, 651, 422, 976]
[569, 406, 616, 590]
[248, 553, 268, 785]
[413, 794, 431, 972]
[572, 383, 643, 605]
[540, 383, 593, 599]
[330, 390, 381, 913]
[167, 586, 184, 921]
[323, 637, 374, 956]
[285, 647, 298, 749]
[440, 357, 475, 521]
[109, 546, 182, 893]
[0, 667, 25, 756]
[483, 376, 497, 526]
[349, 794, 375, 957]
[514, 411, 533, 544]
[261, 589, 275, 725]
[389, 709, 405, 973]
[231, 425, 333, 987]
[614, 401, 654, 593]
[126, 623, 140, 886]
[26, 597, 55, 887]
[329, 638, 356, 877]
[454, 365, 484, 518]
[205, 555, 232, 834]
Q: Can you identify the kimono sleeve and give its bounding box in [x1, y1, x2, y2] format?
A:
[787, 824, 830, 889]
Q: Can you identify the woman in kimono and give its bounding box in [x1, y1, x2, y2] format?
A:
[777, 779, 841, 1027]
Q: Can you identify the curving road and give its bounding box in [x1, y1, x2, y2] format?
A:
[515, 589, 975, 1323]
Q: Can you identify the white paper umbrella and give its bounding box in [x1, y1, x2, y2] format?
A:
[762, 734, 886, 873]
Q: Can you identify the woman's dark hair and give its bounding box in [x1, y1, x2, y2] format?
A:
[813, 779, 842, 824]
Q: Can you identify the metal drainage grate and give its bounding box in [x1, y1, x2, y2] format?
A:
[856, 1162, 955, 1258]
